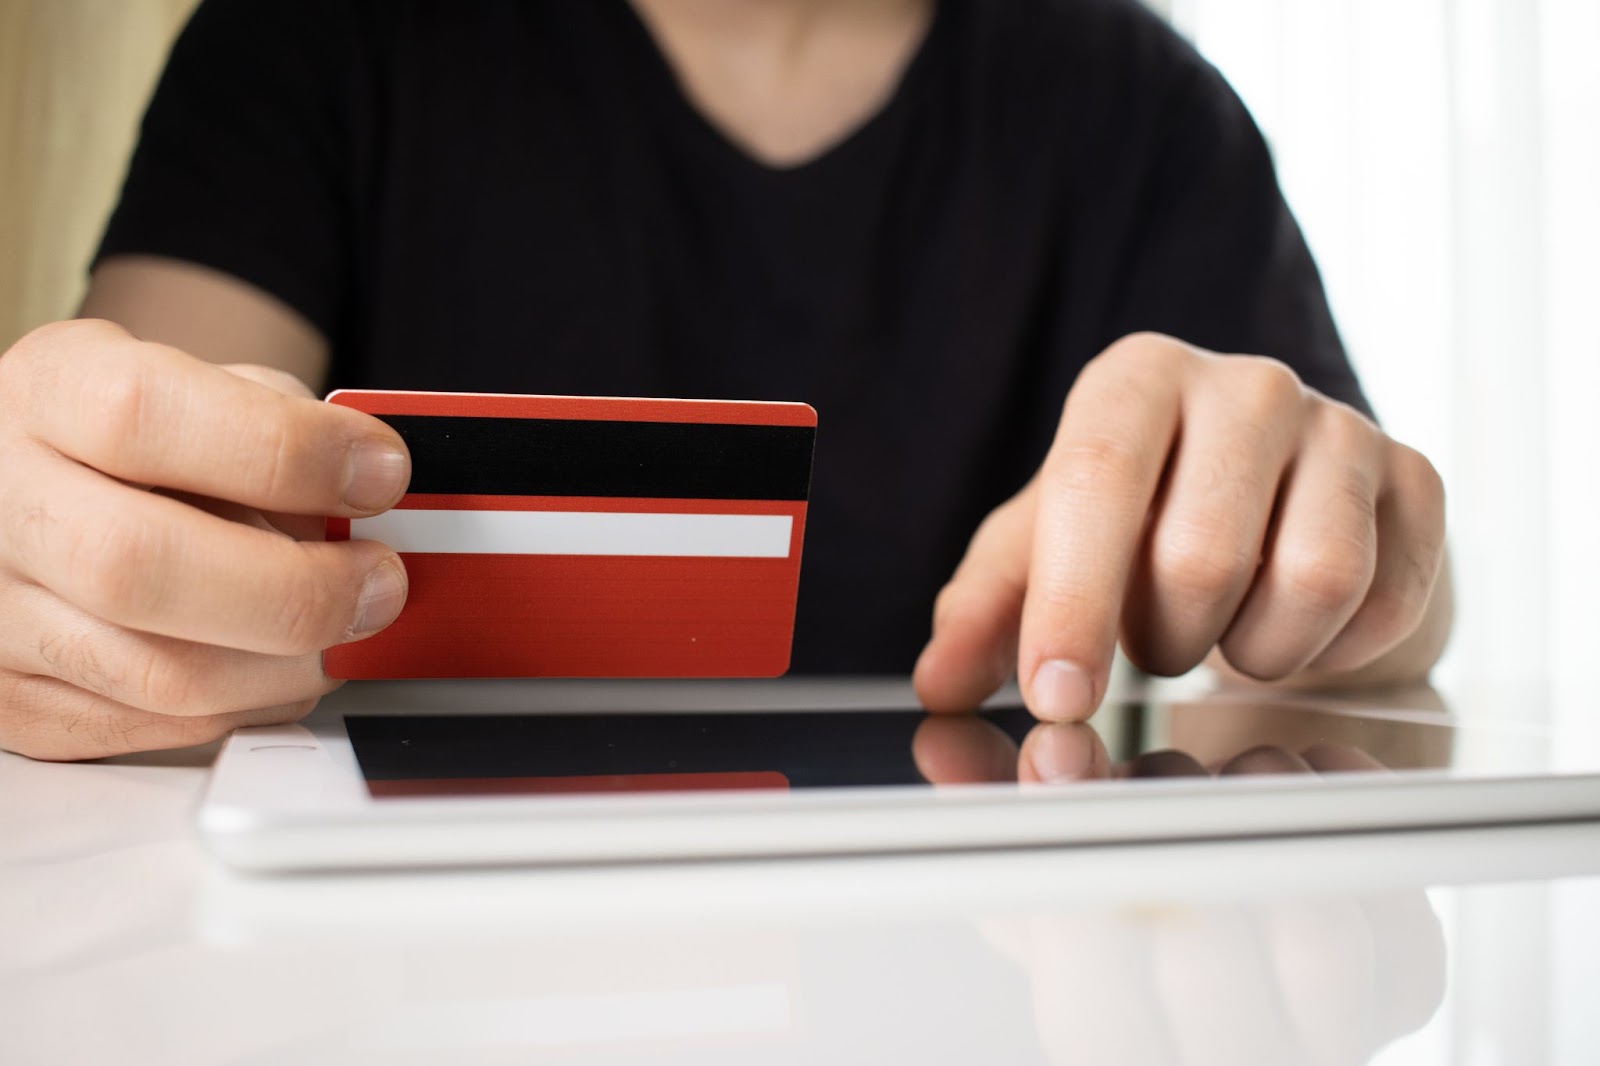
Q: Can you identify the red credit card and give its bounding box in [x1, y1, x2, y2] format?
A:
[323, 390, 817, 679]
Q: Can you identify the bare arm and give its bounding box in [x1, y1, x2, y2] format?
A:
[80, 254, 329, 390]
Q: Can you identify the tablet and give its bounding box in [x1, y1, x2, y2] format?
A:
[198, 678, 1600, 872]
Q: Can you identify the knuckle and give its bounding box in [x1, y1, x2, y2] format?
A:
[66, 714, 137, 757]
[1405, 542, 1443, 598]
[1277, 538, 1375, 613]
[1096, 332, 1195, 376]
[1153, 524, 1257, 604]
[67, 518, 166, 619]
[247, 410, 299, 504]
[1071, 335, 1193, 405]
[235, 395, 339, 509]
[1366, 548, 1441, 643]
[1046, 433, 1150, 499]
[130, 645, 207, 715]
[1217, 639, 1297, 683]
[1231, 356, 1306, 413]
[0, 322, 75, 414]
[1194, 439, 1267, 507]
[1313, 402, 1382, 460]
[36, 631, 123, 697]
[269, 547, 349, 653]
[1354, 586, 1424, 647]
[7, 319, 109, 368]
[31, 317, 119, 344]
[1333, 469, 1381, 527]
[3, 492, 59, 562]
[1391, 443, 1447, 511]
[81, 358, 164, 465]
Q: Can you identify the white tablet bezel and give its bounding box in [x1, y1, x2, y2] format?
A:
[198, 678, 1600, 873]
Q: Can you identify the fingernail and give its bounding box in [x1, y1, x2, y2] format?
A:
[343, 441, 409, 512]
[1029, 659, 1095, 722]
[351, 561, 407, 637]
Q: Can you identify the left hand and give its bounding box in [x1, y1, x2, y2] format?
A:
[913, 333, 1447, 720]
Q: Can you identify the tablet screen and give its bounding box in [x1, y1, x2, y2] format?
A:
[344, 701, 1460, 800]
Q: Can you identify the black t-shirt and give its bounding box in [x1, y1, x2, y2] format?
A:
[97, 0, 1368, 673]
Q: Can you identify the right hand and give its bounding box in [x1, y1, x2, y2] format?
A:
[0, 319, 412, 760]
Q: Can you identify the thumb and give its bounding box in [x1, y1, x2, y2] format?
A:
[912, 485, 1036, 713]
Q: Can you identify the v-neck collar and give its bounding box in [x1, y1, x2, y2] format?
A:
[607, 0, 952, 180]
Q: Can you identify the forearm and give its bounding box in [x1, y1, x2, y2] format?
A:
[81, 255, 330, 390]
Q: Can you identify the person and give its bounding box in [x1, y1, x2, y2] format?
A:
[0, 0, 1451, 760]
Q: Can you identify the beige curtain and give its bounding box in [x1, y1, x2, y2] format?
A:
[0, 0, 200, 347]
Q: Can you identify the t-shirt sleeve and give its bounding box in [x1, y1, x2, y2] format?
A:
[94, 0, 368, 345]
[1093, 28, 1372, 417]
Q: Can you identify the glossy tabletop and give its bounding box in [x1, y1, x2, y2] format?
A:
[3, 677, 1598, 1066]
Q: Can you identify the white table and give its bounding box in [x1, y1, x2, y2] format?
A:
[3, 679, 1597, 1065]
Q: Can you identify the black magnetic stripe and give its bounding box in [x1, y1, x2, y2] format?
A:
[378, 414, 815, 500]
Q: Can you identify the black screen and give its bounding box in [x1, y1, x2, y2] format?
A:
[348, 706, 1036, 797]
[346, 701, 1455, 799]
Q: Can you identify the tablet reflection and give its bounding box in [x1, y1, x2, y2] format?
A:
[912, 687, 1455, 787]
[975, 876, 1448, 1066]
[911, 691, 1453, 1066]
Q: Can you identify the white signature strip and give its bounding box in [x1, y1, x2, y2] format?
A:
[350, 509, 793, 558]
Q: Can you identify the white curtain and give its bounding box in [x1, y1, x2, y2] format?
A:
[1161, 0, 1600, 725]
[1160, 8, 1600, 1066]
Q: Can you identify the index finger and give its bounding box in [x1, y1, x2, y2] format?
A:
[5, 320, 410, 517]
[1020, 341, 1183, 720]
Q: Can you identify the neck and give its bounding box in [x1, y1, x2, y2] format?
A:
[627, 0, 935, 168]
[634, 0, 914, 43]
